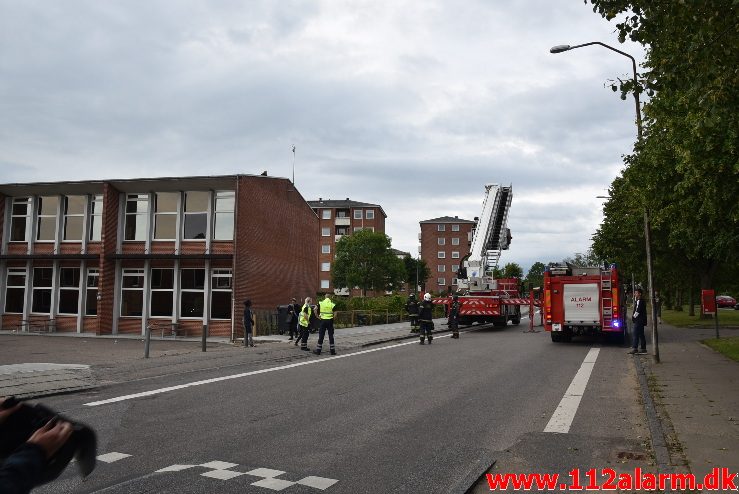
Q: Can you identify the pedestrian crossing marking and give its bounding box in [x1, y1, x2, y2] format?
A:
[96, 452, 131, 463]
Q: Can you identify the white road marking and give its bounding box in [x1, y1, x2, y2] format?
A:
[97, 452, 131, 463]
[156, 464, 195, 472]
[84, 336, 451, 407]
[251, 477, 296, 491]
[200, 460, 239, 470]
[246, 467, 286, 477]
[297, 476, 339, 490]
[201, 469, 245, 480]
[543, 347, 600, 434]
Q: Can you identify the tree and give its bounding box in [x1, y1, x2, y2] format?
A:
[587, 0, 739, 293]
[402, 255, 431, 293]
[502, 262, 524, 278]
[562, 249, 604, 267]
[332, 229, 406, 296]
[525, 262, 546, 289]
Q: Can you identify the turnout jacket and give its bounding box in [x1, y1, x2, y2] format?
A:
[418, 300, 434, 322]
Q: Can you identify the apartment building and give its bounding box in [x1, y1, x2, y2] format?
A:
[0, 174, 317, 339]
[418, 216, 475, 294]
[307, 198, 386, 294]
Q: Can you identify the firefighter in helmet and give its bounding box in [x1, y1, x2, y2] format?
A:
[405, 293, 420, 333]
[418, 293, 434, 344]
[448, 294, 460, 339]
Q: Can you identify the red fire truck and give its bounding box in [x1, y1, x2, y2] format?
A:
[542, 263, 627, 343]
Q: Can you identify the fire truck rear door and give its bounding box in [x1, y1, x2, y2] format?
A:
[563, 283, 600, 325]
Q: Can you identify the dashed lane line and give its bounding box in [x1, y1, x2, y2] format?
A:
[543, 347, 600, 434]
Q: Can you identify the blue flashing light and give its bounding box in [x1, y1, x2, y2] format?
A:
[613, 320, 621, 328]
[610, 263, 617, 270]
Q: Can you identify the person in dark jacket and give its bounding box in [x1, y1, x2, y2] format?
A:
[628, 287, 648, 354]
[448, 294, 460, 339]
[405, 294, 419, 333]
[418, 293, 434, 344]
[287, 297, 300, 341]
[243, 299, 254, 347]
[0, 397, 73, 494]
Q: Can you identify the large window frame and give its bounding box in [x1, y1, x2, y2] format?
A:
[10, 197, 32, 242]
[124, 194, 149, 241]
[4, 268, 27, 313]
[210, 269, 232, 320]
[213, 191, 234, 241]
[180, 269, 205, 319]
[437, 224, 446, 232]
[57, 267, 81, 315]
[452, 251, 460, 259]
[437, 277, 446, 286]
[321, 262, 331, 272]
[366, 210, 375, 220]
[322, 209, 331, 220]
[31, 267, 53, 314]
[320, 279, 330, 289]
[62, 196, 86, 242]
[85, 268, 99, 316]
[353, 210, 363, 220]
[452, 224, 460, 232]
[437, 251, 446, 259]
[149, 268, 174, 317]
[36, 196, 59, 242]
[321, 227, 330, 237]
[183, 191, 209, 241]
[89, 195, 103, 242]
[153, 192, 179, 241]
[321, 244, 331, 254]
[121, 269, 145, 317]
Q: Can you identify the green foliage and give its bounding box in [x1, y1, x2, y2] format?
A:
[332, 229, 406, 296]
[562, 249, 605, 267]
[402, 255, 431, 291]
[587, 0, 739, 294]
[702, 337, 739, 363]
[525, 262, 546, 289]
[502, 262, 524, 278]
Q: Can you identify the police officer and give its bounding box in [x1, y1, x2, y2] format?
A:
[314, 293, 337, 355]
[448, 294, 460, 339]
[405, 294, 419, 334]
[418, 293, 434, 344]
[297, 297, 312, 351]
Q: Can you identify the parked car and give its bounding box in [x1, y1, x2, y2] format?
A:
[715, 295, 736, 308]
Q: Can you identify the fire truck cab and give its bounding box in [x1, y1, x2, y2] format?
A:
[543, 263, 627, 343]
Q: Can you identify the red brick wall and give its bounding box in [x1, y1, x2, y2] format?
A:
[420, 221, 474, 294]
[54, 316, 77, 333]
[97, 182, 120, 335]
[151, 241, 175, 254]
[33, 243, 54, 255]
[7, 244, 26, 255]
[233, 176, 318, 311]
[117, 318, 141, 335]
[59, 243, 83, 255]
[181, 242, 206, 255]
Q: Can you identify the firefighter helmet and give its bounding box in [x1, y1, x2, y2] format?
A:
[424, 293, 432, 302]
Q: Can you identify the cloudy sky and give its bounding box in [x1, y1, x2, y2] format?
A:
[0, 1, 645, 273]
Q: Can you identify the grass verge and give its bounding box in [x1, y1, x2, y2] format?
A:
[661, 307, 739, 327]
[702, 336, 739, 362]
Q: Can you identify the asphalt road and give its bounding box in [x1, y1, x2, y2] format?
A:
[31, 320, 652, 494]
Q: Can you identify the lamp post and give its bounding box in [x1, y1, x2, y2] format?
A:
[551, 41, 659, 362]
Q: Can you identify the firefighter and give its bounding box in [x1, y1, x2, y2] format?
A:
[314, 293, 337, 355]
[405, 293, 419, 333]
[448, 294, 460, 339]
[297, 297, 312, 351]
[418, 293, 434, 344]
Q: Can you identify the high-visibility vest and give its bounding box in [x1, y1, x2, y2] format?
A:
[299, 303, 312, 327]
[319, 298, 335, 319]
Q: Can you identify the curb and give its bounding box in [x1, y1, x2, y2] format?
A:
[633, 355, 672, 472]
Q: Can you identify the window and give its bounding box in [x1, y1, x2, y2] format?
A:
[353, 210, 363, 220]
[36, 196, 59, 241]
[320, 280, 330, 289]
[336, 226, 349, 236]
[4, 268, 26, 313]
[438, 251, 446, 258]
[63, 196, 85, 241]
[438, 278, 446, 286]
[321, 262, 331, 272]
[180, 269, 205, 318]
[85, 269, 99, 316]
[321, 227, 330, 237]
[10, 197, 31, 242]
[322, 209, 331, 220]
[124, 194, 149, 241]
[452, 237, 460, 246]
[183, 191, 208, 240]
[321, 245, 331, 254]
[31, 267, 53, 313]
[452, 251, 460, 259]
[121, 269, 144, 316]
[437, 224, 445, 232]
[437, 238, 445, 246]
[154, 192, 178, 240]
[89, 195, 103, 241]
[452, 224, 460, 232]
[211, 269, 232, 319]
[366, 210, 375, 220]
[451, 265, 459, 273]
[437, 265, 446, 272]
[57, 267, 80, 314]
[150, 268, 174, 317]
[213, 191, 235, 240]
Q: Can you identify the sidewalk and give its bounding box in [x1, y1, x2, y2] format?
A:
[0, 318, 448, 399]
[640, 322, 739, 483]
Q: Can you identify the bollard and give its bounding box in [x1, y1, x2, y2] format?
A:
[202, 324, 208, 352]
[144, 323, 151, 358]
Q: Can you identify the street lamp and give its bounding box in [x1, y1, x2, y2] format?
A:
[551, 41, 659, 362]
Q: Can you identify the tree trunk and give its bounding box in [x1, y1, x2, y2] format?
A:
[688, 277, 695, 316]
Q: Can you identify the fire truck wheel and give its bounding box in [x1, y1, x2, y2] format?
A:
[510, 316, 521, 325]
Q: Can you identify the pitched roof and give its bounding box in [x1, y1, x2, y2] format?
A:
[419, 216, 475, 224]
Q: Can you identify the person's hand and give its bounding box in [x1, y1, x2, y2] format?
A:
[0, 397, 21, 424]
[27, 419, 73, 459]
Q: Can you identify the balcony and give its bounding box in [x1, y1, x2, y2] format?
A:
[335, 235, 344, 242]
[335, 217, 351, 226]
